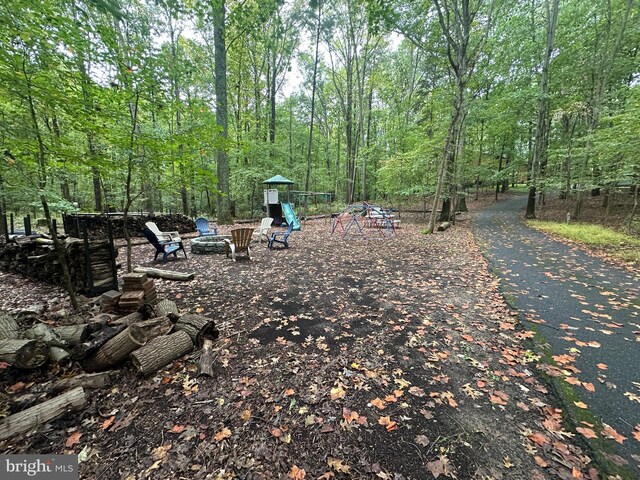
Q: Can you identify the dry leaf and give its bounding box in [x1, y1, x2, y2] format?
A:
[330, 386, 346, 400]
[601, 424, 626, 444]
[214, 427, 232, 442]
[169, 424, 186, 433]
[65, 431, 82, 448]
[576, 427, 597, 439]
[371, 397, 386, 410]
[573, 401, 588, 409]
[327, 458, 350, 473]
[288, 465, 306, 479]
[378, 416, 398, 432]
[101, 416, 115, 430]
[240, 409, 252, 422]
[151, 444, 172, 462]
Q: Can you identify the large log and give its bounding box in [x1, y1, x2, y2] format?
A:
[135, 316, 173, 341]
[198, 338, 215, 378]
[112, 312, 144, 326]
[0, 312, 19, 339]
[133, 267, 194, 281]
[70, 324, 126, 360]
[174, 314, 218, 347]
[152, 299, 179, 319]
[52, 372, 113, 394]
[49, 347, 71, 363]
[0, 339, 49, 369]
[52, 324, 91, 345]
[83, 325, 147, 372]
[24, 324, 66, 347]
[130, 331, 193, 376]
[0, 387, 87, 441]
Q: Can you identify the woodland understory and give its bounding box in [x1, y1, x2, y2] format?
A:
[1, 196, 638, 479]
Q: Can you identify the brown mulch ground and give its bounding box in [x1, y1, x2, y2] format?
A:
[0, 210, 604, 479]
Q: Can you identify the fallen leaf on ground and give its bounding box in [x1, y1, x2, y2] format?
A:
[573, 401, 588, 409]
[214, 427, 232, 442]
[601, 424, 626, 444]
[378, 416, 397, 432]
[101, 416, 115, 430]
[426, 455, 454, 478]
[288, 465, 306, 479]
[65, 431, 82, 448]
[576, 427, 597, 439]
[327, 458, 350, 473]
[371, 397, 386, 410]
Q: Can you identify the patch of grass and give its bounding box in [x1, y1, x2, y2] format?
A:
[528, 220, 640, 264]
[507, 184, 530, 193]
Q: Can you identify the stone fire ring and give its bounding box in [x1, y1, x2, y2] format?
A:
[190, 235, 232, 254]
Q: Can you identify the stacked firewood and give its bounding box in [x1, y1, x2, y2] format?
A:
[63, 213, 195, 240]
[0, 293, 219, 441]
[0, 235, 117, 294]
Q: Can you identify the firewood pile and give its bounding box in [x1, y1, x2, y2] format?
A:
[0, 272, 219, 442]
[0, 234, 117, 294]
[63, 213, 196, 240]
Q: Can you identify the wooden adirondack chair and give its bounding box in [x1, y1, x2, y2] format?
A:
[268, 222, 294, 250]
[256, 217, 273, 243]
[195, 217, 217, 236]
[145, 221, 181, 243]
[142, 227, 187, 263]
[224, 227, 255, 261]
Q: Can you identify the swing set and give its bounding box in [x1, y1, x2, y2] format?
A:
[330, 202, 399, 240]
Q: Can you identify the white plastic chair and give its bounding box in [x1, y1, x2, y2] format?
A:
[256, 217, 273, 244]
[145, 221, 181, 243]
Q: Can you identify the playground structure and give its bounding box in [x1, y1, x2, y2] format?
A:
[262, 175, 301, 230]
[330, 202, 399, 240]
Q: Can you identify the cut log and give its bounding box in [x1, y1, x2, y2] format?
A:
[0, 387, 87, 441]
[24, 324, 66, 347]
[437, 222, 451, 232]
[152, 299, 179, 319]
[53, 324, 91, 345]
[135, 316, 173, 341]
[49, 346, 71, 363]
[0, 339, 49, 369]
[111, 311, 144, 326]
[198, 338, 215, 378]
[174, 314, 218, 347]
[130, 330, 193, 376]
[70, 324, 126, 360]
[51, 372, 113, 394]
[83, 325, 147, 372]
[133, 267, 194, 281]
[0, 312, 19, 339]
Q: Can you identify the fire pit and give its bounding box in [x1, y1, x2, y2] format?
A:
[190, 235, 231, 254]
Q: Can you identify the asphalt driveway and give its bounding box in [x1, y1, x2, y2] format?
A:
[473, 195, 640, 475]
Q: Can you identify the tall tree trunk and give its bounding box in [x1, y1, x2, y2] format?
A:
[23, 62, 77, 310]
[305, 0, 322, 193]
[213, 0, 232, 224]
[526, 0, 559, 219]
[574, 0, 633, 219]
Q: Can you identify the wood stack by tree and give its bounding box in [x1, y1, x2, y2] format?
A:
[0, 235, 117, 294]
[63, 213, 195, 240]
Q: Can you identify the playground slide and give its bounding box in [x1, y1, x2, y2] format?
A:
[281, 202, 301, 231]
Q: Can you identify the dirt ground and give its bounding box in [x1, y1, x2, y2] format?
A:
[0, 207, 606, 479]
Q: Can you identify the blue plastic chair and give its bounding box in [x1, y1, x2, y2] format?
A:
[268, 222, 294, 250]
[195, 217, 217, 236]
[142, 227, 187, 263]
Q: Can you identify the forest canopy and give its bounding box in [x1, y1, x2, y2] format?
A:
[0, 0, 638, 224]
